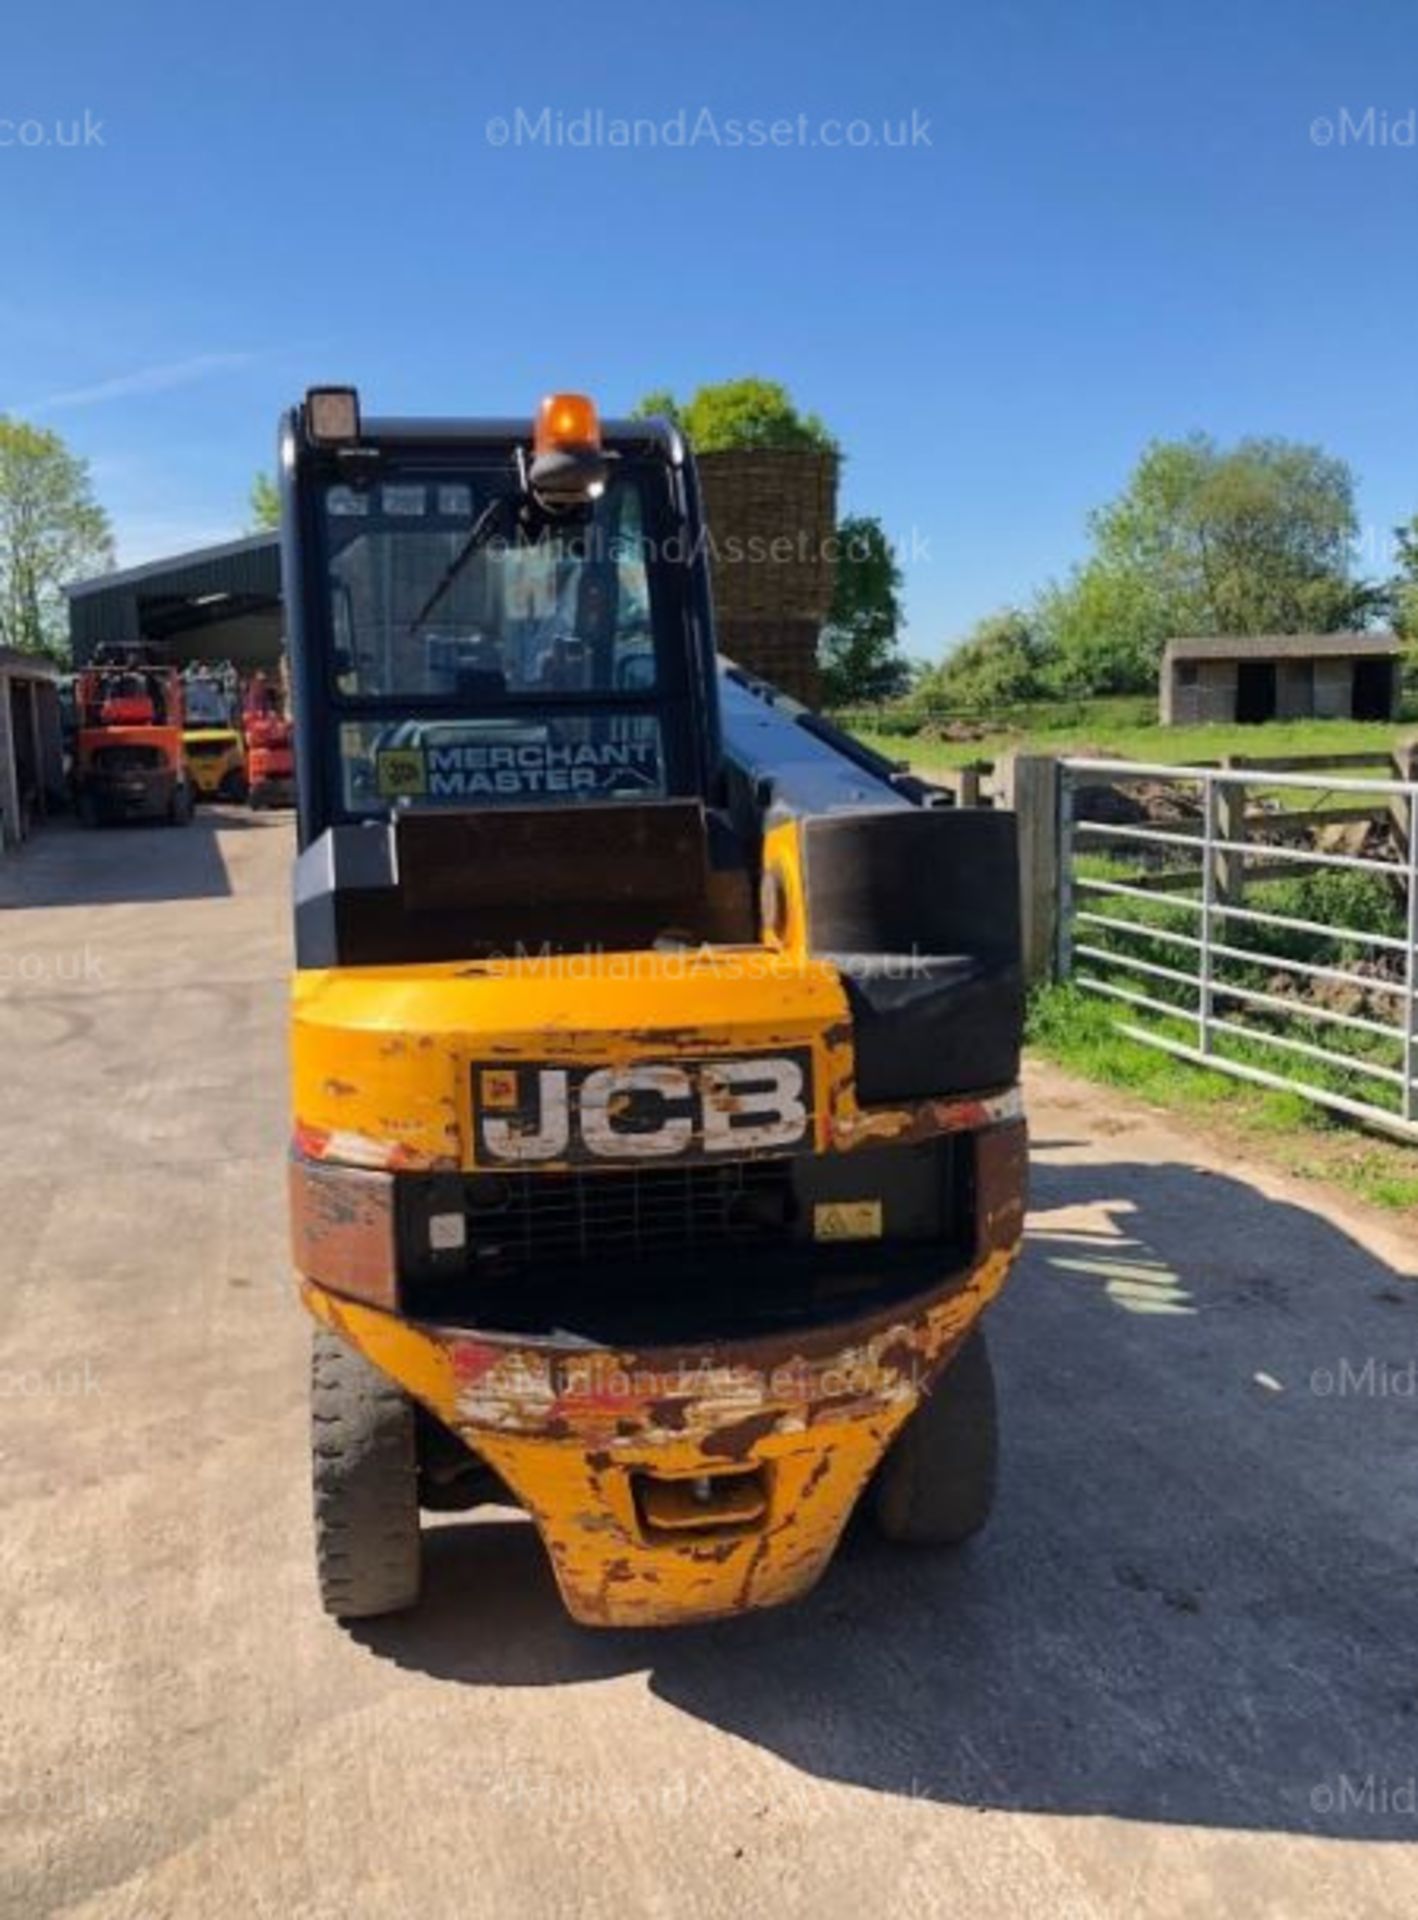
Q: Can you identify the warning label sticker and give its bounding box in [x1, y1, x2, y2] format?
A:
[374, 749, 429, 799]
[812, 1201, 884, 1242]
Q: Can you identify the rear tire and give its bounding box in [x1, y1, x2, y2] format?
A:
[168, 781, 194, 826]
[311, 1326, 422, 1619]
[872, 1327, 998, 1545]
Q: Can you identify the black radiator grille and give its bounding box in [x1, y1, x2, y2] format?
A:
[94, 744, 162, 772]
[463, 1159, 795, 1271]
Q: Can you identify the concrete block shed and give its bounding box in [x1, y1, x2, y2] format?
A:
[0, 649, 64, 849]
[1160, 632, 1403, 726]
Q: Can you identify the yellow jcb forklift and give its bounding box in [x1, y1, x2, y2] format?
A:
[181, 670, 248, 802]
[282, 387, 1027, 1628]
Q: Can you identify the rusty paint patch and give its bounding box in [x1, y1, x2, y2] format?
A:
[831, 1086, 1024, 1154]
[800, 1449, 834, 1502]
[289, 1154, 396, 1307]
[701, 1410, 782, 1461]
[976, 1119, 1029, 1254]
[355, 1242, 1020, 1456]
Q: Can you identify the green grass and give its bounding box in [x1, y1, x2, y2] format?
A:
[1071, 849, 1405, 1060]
[1028, 983, 1418, 1213]
[1064, 859, 1408, 1104]
[850, 705, 1415, 774]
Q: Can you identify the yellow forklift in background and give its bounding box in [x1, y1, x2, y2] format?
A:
[282, 388, 1027, 1628]
[181, 670, 248, 802]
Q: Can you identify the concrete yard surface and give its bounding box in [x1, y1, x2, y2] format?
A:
[1, 812, 1416, 1919]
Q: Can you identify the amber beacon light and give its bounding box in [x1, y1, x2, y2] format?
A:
[534, 392, 601, 455]
[528, 393, 608, 506]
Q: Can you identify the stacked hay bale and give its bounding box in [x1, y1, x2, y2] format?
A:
[696, 448, 838, 709]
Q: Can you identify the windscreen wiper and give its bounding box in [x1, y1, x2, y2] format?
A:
[408, 495, 519, 636]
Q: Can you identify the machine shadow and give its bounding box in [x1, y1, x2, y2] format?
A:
[356, 1155, 1418, 1842]
[0, 809, 266, 908]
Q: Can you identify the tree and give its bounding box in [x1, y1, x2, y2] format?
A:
[1388, 513, 1418, 636]
[0, 418, 113, 658]
[1389, 512, 1418, 696]
[1036, 434, 1377, 694]
[249, 470, 280, 531]
[631, 389, 681, 428]
[1033, 561, 1170, 696]
[1091, 433, 1369, 634]
[919, 608, 1046, 709]
[632, 377, 835, 452]
[819, 515, 911, 704]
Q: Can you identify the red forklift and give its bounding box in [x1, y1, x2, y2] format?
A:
[242, 669, 296, 809]
[73, 645, 194, 826]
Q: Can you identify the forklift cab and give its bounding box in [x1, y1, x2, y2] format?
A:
[282, 389, 721, 855]
[281, 391, 764, 969]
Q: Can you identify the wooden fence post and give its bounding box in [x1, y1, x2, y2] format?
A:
[997, 752, 1059, 987]
[1216, 755, 1247, 907]
[1392, 742, 1418, 858]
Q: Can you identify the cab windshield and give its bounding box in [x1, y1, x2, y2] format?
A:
[325, 474, 658, 699]
[184, 680, 231, 728]
[322, 469, 670, 813]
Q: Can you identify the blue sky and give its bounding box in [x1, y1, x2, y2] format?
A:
[2, 0, 1415, 657]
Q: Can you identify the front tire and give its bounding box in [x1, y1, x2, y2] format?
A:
[311, 1326, 422, 1619]
[872, 1327, 998, 1545]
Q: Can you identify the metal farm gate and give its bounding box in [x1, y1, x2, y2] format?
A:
[1056, 754, 1418, 1142]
